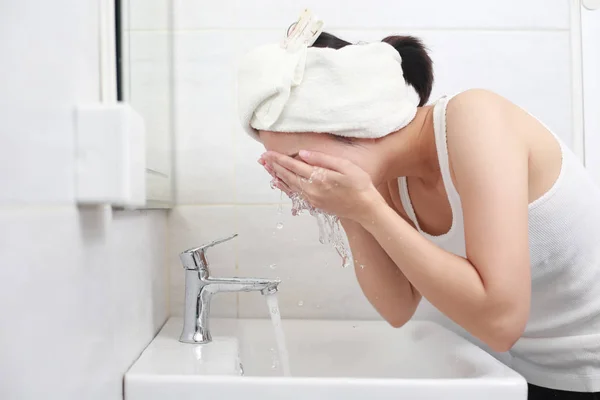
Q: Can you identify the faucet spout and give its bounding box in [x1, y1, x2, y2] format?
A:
[179, 236, 281, 344]
[204, 277, 280, 294]
[180, 275, 280, 344]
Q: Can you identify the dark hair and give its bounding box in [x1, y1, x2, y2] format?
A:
[312, 32, 434, 107]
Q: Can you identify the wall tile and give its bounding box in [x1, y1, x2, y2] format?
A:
[0, 206, 168, 400]
[233, 125, 282, 204]
[230, 0, 569, 30]
[233, 0, 343, 30]
[423, 30, 573, 146]
[0, 122, 74, 204]
[173, 0, 236, 30]
[0, 0, 101, 204]
[236, 205, 379, 319]
[335, 0, 568, 30]
[128, 0, 171, 30]
[174, 32, 237, 204]
[168, 206, 239, 317]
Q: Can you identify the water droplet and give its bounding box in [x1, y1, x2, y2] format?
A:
[359, 264, 365, 269]
[297, 300, 304, 307]
[375, 296, 379, 300]
[269, 263, 277, 270]
[276, 222, 284, 230]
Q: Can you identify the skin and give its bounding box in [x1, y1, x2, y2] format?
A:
[258, 89, 563, 352]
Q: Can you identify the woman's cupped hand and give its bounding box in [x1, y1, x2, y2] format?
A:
[259, 150, 384, 223]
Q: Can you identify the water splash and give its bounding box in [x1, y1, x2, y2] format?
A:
[269, 263, 277, 270]
[297, 300, 304, 307]
[268, 176, 352, 268]
[290, 193, 352, 268]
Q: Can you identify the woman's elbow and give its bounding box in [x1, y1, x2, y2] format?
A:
[375, 291, 421, 329]
[487, 332, 521, 352]
[383, 302, 419, 328]
[387, 315, 411, 328]
[484, 313, 528, 352]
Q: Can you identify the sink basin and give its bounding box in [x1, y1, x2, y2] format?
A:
[125, 317, 527, 400]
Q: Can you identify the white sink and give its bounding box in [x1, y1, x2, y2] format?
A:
[125, 317, 527, 400]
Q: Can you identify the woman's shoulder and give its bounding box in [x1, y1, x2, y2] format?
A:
[443, 89, 519, 138]
[446, 88, 508, 114]
[440, 88, 530, 191]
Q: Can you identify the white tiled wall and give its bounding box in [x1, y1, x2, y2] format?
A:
[582, 8, 600, 186]
[169, 1, 574, 319]
[0, 2, 169, 400]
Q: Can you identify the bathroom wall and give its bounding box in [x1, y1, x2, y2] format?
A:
[168, 0, 574, 319]
[0, 2, 169, 400]
[582, 7, 600, 185]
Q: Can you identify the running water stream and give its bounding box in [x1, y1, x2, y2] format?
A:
[265, 293, 291, 376]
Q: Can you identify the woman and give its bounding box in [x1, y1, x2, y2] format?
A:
[237, 29, 600, 398]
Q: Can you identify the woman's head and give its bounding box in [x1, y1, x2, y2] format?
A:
[312, 32, 433, 107]
[256, 32, 434, 175]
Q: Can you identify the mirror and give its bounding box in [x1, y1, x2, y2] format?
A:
[118, 0, 174, 208]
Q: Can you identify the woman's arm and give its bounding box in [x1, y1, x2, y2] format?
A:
[341, 184, 421, 326]
[263, 158, 420, 325]
[264, 89, 531, 352]
[355, 90, 531, 351]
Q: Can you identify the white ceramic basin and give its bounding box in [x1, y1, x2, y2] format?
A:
[125, 317, 527, 400]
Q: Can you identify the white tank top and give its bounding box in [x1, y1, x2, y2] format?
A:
[399, 95, 600, 392]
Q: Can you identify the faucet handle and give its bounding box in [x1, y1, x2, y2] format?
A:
[179, 234, 238, 271]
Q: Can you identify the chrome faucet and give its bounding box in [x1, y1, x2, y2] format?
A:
[179, 234, 280, 344]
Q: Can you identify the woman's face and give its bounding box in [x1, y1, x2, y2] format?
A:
[258, 130, 383, 187]
[259, 130, 351, 160]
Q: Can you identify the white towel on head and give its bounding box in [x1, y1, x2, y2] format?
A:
[237, 41, 419, 141]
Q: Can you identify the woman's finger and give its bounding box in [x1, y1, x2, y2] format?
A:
[274, 177, 293, 196]
[263, 151, 313, 179]
[271, 162, 303, 193]
[298, 150, 354, 175]
[264, 164, 276, 178]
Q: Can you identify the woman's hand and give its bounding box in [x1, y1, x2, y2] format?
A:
[260, 150, 386, 223]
